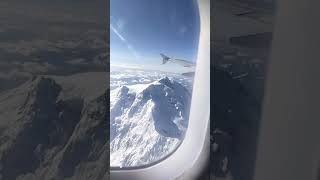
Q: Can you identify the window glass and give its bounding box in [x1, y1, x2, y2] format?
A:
[110, 0, 200, 167]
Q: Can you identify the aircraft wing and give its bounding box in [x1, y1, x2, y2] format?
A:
[172, 59, 196, 67]
[160, 53, 195, 67]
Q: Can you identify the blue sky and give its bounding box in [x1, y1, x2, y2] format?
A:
[110, 0, 200, 72]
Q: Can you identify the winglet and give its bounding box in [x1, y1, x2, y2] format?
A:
[160, 53, 170, 64]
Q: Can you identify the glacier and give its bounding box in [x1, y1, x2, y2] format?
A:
[110, 68, 193, 167]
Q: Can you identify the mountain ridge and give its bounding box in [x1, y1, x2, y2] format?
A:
[110, 76, 191, 167]
[0, 72, 109, 180]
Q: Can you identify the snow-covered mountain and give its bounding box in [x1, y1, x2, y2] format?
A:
[110, 74, 192, 167]
[0, 72, 109, 180]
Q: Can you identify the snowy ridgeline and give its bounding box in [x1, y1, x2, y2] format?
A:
[110, 69, 193, 167]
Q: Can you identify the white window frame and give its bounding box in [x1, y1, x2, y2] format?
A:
[110, 0, 210, 179]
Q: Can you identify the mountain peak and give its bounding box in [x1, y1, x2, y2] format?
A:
[111, 76, 192, 167]
[158, 76, 171, 85]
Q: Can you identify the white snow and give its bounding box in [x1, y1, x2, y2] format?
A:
[110, 68, 193, 167]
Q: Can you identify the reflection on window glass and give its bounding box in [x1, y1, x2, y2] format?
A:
[110, 0, 199, 167]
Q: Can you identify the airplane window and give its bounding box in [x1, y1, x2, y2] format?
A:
[110, 0, 200, 167]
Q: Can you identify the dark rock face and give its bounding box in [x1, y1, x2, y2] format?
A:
[0, 76, 109, 180]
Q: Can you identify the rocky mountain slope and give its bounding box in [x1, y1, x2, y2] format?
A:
[0, 72, 109, 180]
